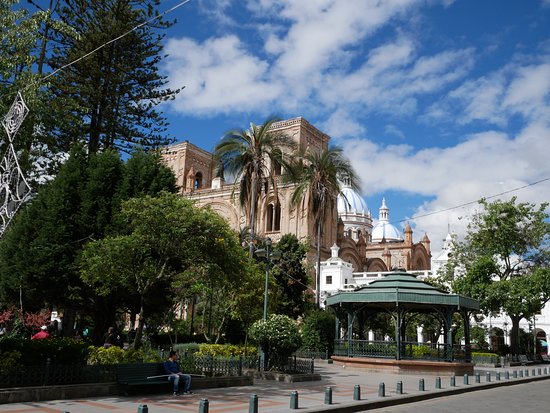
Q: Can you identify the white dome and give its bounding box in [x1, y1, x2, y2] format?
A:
[371, 222, 403, 242]
[337, 186, 368, 215]
[371, 197, 403, 242]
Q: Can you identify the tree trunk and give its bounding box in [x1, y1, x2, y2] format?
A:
[248, 174, 258, 258]
[509, 315, 522, 354]
[133, 298, 146, 349]
[316, 222, 322, 308]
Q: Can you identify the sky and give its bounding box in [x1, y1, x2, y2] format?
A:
[158, 0, 550, 251]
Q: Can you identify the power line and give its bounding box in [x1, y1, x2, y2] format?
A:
[393, 176, 550, 225]
[25, 0, 192, 90]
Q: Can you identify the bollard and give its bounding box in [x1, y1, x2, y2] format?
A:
[486, 372, 491, 382]
[419, 378, 425, 391]
[199, 399, 209, 413]
[353, 384, 361, 401]
[396, 381, 403, 394]
[290, 391, 299, 409]
[514, 370, 518, 378]
[249, 394, 258, 413]
[324, 387, 332, 405]
[435, 377, 441, 389]
[505, 371, 510, 380]
[496, 372, 500, 381]
[475, 373, 480, 383]
[463, 374, 469, 385]
[450, 375, 455, 387]
[137, 405, 148, 413]
[378, 382, 385, 397]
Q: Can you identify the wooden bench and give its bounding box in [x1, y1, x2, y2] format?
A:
[116, 362, 170, 396]
[116, 362, 207, 396]
[518, 354, 534, 365]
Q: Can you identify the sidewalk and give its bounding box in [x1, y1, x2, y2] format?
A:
[1, 362, 549, 413]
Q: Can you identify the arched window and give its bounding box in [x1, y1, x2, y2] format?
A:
[194, 172, 203, 189]
[266, 202, 281, 232]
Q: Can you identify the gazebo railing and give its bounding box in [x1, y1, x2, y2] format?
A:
[334, 339, 471, 362]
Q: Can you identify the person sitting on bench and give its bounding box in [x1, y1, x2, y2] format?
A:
[164, 351, 193, 396]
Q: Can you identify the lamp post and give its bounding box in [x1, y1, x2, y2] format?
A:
[255, 238, 281, 321]
[255, 238, 281, 371]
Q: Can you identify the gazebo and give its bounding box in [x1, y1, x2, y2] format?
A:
[326, 271, 480, 375]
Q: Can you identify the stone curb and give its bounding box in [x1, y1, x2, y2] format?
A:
[300, 373, 550, 413]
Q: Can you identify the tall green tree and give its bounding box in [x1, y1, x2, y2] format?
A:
[288, 147, 359, 307]
[46, 0, 179, 154]
[80, 192, 251, 348]
[0, 145, 111, 326]
[445, 197, 550, 354]
[214, 118, 297, 257]
[270, 234, 310, 318]
[0, 145, 176, 337]
[0, 0, 71, 181]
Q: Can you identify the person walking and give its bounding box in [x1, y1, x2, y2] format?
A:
[31, 325, 50, 340]
[163, 351, 193, 396]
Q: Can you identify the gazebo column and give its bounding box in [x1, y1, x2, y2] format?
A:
[445, 309, 453, 346]
[347, 306, 355, 357]
[395, 307, 404, 360]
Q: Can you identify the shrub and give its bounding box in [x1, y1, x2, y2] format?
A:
[87, 346, 125, 365]
[87, 345, 163, 365]
[471, 351, 499, 366]
[173, 342, 200, 356]
[0, 350, 21, 371]
[301, 310, 335, 354]
[250, 314, 301, 371]
[195, 344, 257, 358]
[0, 337, 89, 365]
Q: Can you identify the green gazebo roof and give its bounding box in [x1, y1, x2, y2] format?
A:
[326, 271, 479, 311]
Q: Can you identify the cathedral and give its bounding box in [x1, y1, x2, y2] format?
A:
[161, 117, 431, 296]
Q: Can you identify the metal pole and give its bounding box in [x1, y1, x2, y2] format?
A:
[263, 239, 271, 321]
[324, 387, 332, 404]
[249, 394, 258, 413]
[199, 399, 209, 413]
[533, 315, 537, 360]
[378, 383, 385, 397]
[290, 391, 299, 409]
[353, 384, 361, 400]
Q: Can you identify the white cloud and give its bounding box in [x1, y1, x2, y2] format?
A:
[161, 0, 550, 252]
[164, 36, 281, 115]
[342, 121, 550, 250]
[322, 109, 366, 139]
[384, 124, 405, 139]
[425, 58, 550, 126]
[164, 0, 467, 119]
[503, 63, 550, 119]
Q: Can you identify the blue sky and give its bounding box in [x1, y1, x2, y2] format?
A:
[159, 0, 550, 250]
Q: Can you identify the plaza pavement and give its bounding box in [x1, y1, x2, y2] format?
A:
[1, 362, 549, 413]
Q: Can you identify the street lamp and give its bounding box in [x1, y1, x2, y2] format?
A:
[255, 238, 281, 321]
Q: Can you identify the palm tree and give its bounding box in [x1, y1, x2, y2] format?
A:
[214, 118, 297, 257]
[288, 147, 360, 306]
